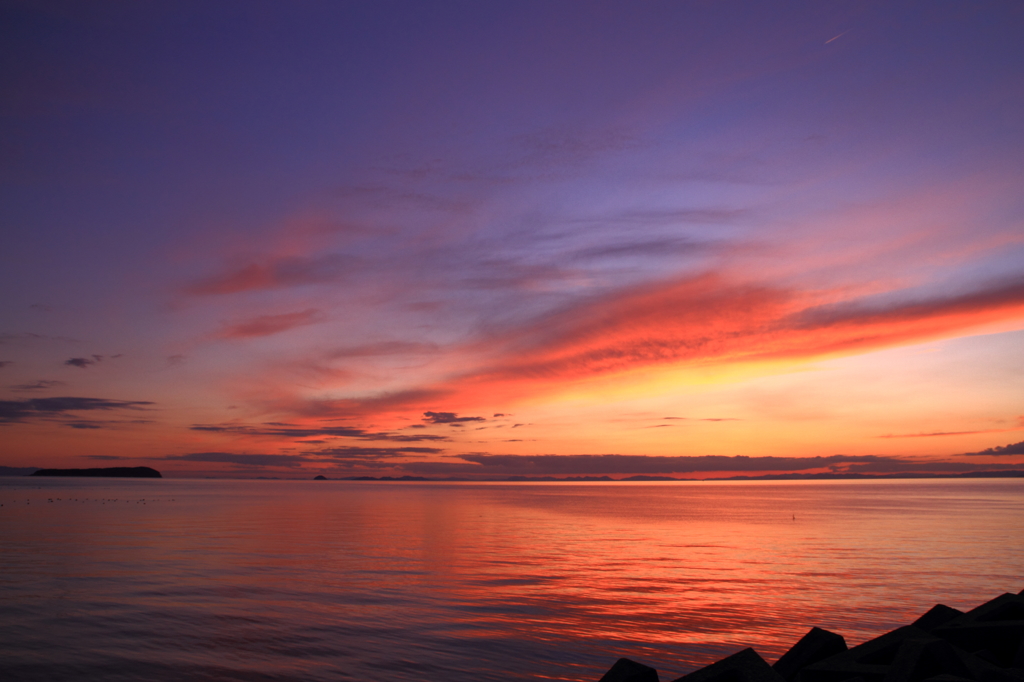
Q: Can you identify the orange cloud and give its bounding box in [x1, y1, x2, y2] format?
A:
[312, 272, 1024, 420]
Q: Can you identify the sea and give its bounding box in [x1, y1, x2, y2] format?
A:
[1, 477, 1022, 682]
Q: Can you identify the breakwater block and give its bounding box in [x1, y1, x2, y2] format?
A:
[931, 593, 1024, 669]
[669, 647, 784, 682]
[599, 657, 659, 682]
[913, 606, 965, 633]
[600, 591, 1024, 682]
[773, 627, 848, 681]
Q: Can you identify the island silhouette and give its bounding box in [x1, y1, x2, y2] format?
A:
[31, 467, 162, 478]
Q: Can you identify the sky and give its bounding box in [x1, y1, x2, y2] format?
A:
[2, 1, 1023, 478]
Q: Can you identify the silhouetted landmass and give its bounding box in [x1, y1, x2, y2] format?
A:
[0, 466, 40, 476]
[313, 475, 328, 480]
[506, 475, 616, 482]
[342, 475, 429, 481]
[622, 475, 683, 481]
[331, 471, 1024, 482]
[30, 466, 162, 478]
[597, 589, 1024, 682]
[715, 470, 1024, 481]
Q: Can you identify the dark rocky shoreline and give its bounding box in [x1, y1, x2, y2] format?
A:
[600, 589, 1024, 682]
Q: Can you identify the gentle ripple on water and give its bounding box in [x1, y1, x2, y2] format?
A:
[1, 478, 1022, 681]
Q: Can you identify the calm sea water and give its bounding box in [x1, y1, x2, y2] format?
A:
[1, 478, 1022, 681]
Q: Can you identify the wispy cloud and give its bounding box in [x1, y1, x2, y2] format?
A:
[328, 341, 440, 358]
[185, 254, 356, 295]
[10, 380, 66, 391]
[217, 308, 324, 339]
[315, 445, 444, 459]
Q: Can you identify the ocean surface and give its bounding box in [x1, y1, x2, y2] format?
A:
[1, 477, 1022, 682]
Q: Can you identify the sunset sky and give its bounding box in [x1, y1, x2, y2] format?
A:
[2, 1, 1023, 478]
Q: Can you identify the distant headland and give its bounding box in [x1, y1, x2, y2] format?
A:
[309, 471, 1024, 482]
[30, 467, 162, 478]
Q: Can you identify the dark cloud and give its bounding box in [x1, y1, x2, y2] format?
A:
[314, 445, 444, 459]
[10, 380, 66, 391]
[423, 411, 485, 424]
[189, 422, 450, 442]
[191, 423, 369, 437]
[217, 308, 324, 339]
[185, 254, 356, 295]
[160, 452, 313, 467]
[64, 352, 102, 368]
[0, 361, 12, 368]
[166, 355, 186, 367]
[840, 460, 1024, 474]
[377, 434, 450, 442]
[0, 397, 155, 424]
[85, 455, 125, 460]
[965, 441, 1024, 456]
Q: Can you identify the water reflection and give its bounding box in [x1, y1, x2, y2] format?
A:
[1, 478, 1022, 681]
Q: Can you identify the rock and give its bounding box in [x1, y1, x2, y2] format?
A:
[801, 626, 933, 682]
[599, 657, 659, 682]
[314, 475, 328, 480]
[932, 593, 1024, 669]
[881, 637, 975, 682]
[774, 627, 848, 681]
[914, 606, 965, 634]
[670, 648, 784, 682]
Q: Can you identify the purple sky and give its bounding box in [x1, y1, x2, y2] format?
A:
[2, 2, 1023, 477]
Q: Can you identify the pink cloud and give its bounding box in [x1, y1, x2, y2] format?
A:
[217, 309, 324, 339]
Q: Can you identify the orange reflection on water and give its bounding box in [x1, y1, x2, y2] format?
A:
[1, 478, 1022, 682]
